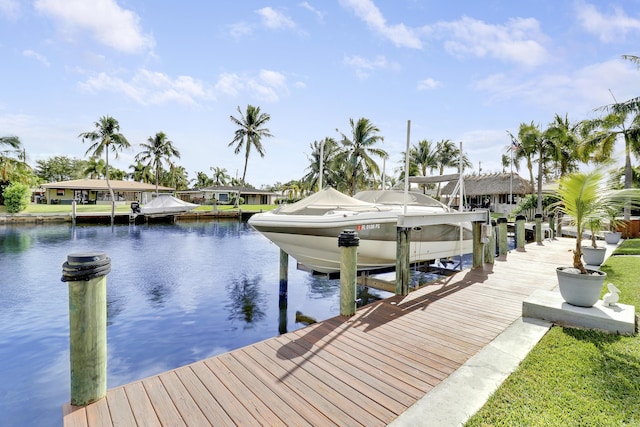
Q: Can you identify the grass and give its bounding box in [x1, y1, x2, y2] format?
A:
[466, 240, 640, 426]
[0, 203, 276, 215]
[613, 238, 640, 256]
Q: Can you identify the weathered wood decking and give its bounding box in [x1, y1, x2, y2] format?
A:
[64, 238, 575, 426]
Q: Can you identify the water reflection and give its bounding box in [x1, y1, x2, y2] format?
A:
[226, 274, 267, 327]
[0, 228, 32, 252]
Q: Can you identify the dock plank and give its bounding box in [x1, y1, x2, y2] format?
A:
[64, 238, 575, 427]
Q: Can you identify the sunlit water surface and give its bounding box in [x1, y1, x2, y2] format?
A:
[1, 221, 408, 426]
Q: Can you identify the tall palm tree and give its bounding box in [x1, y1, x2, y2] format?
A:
[79, 115, 131, 203]
[409, 139, 438, 193]
[135, 131, 181, 195]
[336, 117, 388, 195]
[210, 166, 230, 186]
[433, 139, 471, 197]
[301, 137, 340, 192]
[228, 105, 273, 183]
[543, 113, 582, 179]
[580, 111, 640, 220]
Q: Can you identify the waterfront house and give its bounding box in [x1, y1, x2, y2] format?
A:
[40, 179, 174, 206]
[176, 186, 277, 205]
[440, 172, 533, 214]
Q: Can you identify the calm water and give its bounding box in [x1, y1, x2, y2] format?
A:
[1, 220, 402, 427]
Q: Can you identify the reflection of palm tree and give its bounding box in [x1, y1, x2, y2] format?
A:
[226, 275, 267, 327]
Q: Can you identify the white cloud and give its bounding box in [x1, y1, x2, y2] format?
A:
[340, 0, 422, 49]
[473, 58, 639, 117]
[228, 21, 253, 38]
[79, 69, 213, 105]
[0, 0, 20, 19]
[214, 69, 292, 102]
[417, 78, 441, 91]
[256, 7, 296, 30]
[23, 50, 50, 67]
[435, 16, 548, 67]
[300, 2, 325, 22]
[343, 54, 400, 79]
[34, 0, 154, 54]
[575, 0, 640, 43]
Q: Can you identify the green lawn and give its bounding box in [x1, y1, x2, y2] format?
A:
[466, 240, 640, 426]
[0, 203, 276, 214]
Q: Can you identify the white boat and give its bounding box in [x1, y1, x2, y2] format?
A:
[136, 194, 199, 216]
[248, 188, 473, 273]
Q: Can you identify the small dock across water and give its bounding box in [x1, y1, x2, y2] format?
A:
[64, 238, 576, 426]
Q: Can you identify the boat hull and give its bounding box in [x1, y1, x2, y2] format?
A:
[250, 211, 472, 273]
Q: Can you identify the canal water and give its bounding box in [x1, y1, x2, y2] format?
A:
[2, 220, 407, 426]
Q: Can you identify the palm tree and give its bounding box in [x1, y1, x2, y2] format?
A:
[78, 115, 131, 203]
[543, 113, 582, 179]
[193, 171, 213, 188]
[129, 161, 154, 183]
[301, 137, 340, 192]
[83, 157, 106, 179]
[0, 136, 24, 183]
[409, 139, 438, 194]
[135, 131, 181, 195]
[433, 139, 471, 197]
[580, 111, 640, 219]
[336, 117, 388, 195]
[228, 105, 273, 183]
[210, 166, 230, 186]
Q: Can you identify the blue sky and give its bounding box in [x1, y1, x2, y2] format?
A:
[1, 0, 639, 188]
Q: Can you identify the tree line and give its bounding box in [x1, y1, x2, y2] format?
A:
[2, 55, 639, 207]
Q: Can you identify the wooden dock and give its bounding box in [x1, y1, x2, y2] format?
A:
[63, 238, 575, 426]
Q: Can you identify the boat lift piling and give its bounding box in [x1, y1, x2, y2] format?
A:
[338, 230, 359, 316]
[497, 217, 508, 256]
[516, 215, 526, 249]
[484, 220, 496, 264]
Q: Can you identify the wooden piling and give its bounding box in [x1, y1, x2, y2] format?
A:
[395, 227, 410, 296]
[484, 220, 496, 264]
[62, 252, 111, 407]
[535, 213, 543, 245]
[497, 217, 508, 256]
[279, 249, 288, 307]
[515, 214, 526, 249]
[548, 213, 556, 239]
[338, 230, 359, 316]
[472, 221, 484, 268]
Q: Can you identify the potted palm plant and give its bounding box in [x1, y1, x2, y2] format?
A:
[581, 216, 606, 266]
[554, 167, 640, 307]
[603, 205, 623, 244]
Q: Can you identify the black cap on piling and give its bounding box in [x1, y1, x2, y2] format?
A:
[516, 215, 526, 221]
[497, 217, 508, 224]
[62, 252, 111, 282]
[534, 213, 543, 219]
[338, 230, 360, 247]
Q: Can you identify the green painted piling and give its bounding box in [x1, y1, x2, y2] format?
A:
[395, 227, 410, 296]
[516, 214, 526, 249]
[548, 213, 556, 239]
[472, 221, 484, 268]
[497, 217, 508, 256]
[338, 230, 359, 316]
[62, 252, 111, 407]
[535, 213, 543, 244]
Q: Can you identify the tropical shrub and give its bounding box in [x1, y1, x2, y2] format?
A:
[3, 182, 30, 213]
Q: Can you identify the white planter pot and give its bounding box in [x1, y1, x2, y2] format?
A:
[556, 266, 606, 307]
[581, 246, 606, 266]
[604, 231, 621, 245]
